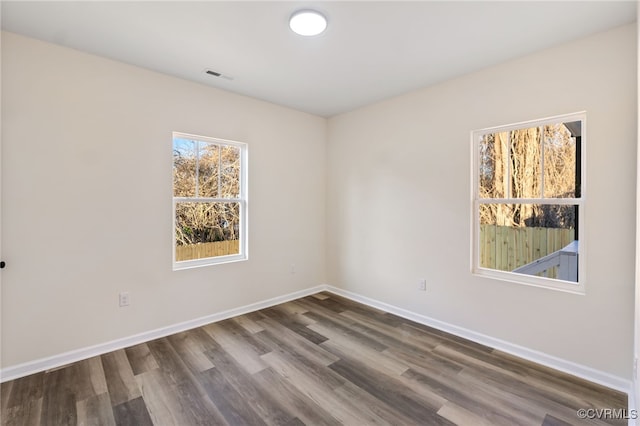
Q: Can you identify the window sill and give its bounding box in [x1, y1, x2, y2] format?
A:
[472, 267, 585, 295]
[173, 254, 248, 271]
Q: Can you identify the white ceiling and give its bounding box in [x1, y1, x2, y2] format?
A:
[1, 1, 636, 117]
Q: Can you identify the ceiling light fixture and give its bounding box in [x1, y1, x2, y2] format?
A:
[289, 10, 327, 36]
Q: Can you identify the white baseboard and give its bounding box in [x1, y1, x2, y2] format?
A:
[324, 285, 631, 394]
[2, 283, 631, 398]
[0, 285, 328, 383]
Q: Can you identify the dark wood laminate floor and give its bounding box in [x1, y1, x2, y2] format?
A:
[1, 292, 628, 425]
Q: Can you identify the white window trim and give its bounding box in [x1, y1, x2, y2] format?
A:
[470, 112, 586, 294]
[172, 132, 248, 271]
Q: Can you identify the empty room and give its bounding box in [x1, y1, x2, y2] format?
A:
[1, 1, 638, 425]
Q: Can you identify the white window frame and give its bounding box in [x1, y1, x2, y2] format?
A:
[173, 132, 248, 270]
[471, 112, 586, 294]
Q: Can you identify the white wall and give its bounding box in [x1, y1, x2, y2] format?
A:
[1, 32, 326, 368]
[327, 24, 637, 380]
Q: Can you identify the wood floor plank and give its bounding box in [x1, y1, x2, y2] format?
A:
[124, 343, 159, 376]
[185, 327, 225, 353]
[146, 338, 204, 386]
[253, 315, 339, 367]
[0, 381, 12, 412]
[495, 350, 627, 408]
[137, 368, 227, 426]
[111, 397, 153, 426]
[252, 368, 342, 426]
[310, 293, 330, 300]
[135, 369, 193, 426]
[76, 392, 115, 426]
[203, 321, 269, 375]
[74, 357, 109, 402]
[203, 343, 297, 425]
[1, 372, 44, 410]
[382, 345, 464, 380]
[400, 321, 495, 354]
[333, 380, 418, 425]
[0, 291, 629, 426]
[437, 401, 500, 426]
[435, 340, 618, 418]
[101, 349, 142, 406]
[308, 295, 350, 314]
[144, 338, 228, 424]
[167, 331, 215, 373]
[260, 344, 346, 391]
[328, 358, 455, 425]
[39, 367, 77, 426]
[327, 349, 448, 413]
[267, 303, 320, 332]
[254, 329, 346, 391]
[456, 365, 620, 426]
[314, 293, 405, 327]
[339, 308, 441, 353]
[232, 314, 265, 334]
[402, 366, 544, 425]
[271, 301, 309, 316]
[310, 321, 409, 376]
[173, 375, 229, 425]
[217, 318, 272, 355]
[260, 351, 377, 425]
[258, 307, 328, 345]
[301, 307, 389, 352]
[541, 414, 574, 426]
[197, 366, 265, 426]
[1, 397, 42, 426]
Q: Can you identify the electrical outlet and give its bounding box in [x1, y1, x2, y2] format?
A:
[119, 291, 130, 307]
[418, 279, 427, 291]
[290, 263, 296, 274]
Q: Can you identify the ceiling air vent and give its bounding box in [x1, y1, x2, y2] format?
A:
[204, 69, 234, 81]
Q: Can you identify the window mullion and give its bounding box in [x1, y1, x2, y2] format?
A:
[540, 126, 544, 199]
[506, 131, 512, 199]
[174, 197, 241, 203]
[218, 144, 222, 198]
[195, 140, 200, 198]
[477, 198, 578, 205]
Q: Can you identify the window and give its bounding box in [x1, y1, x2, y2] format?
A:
[173, 132, 247, 269]
[471, 112, 585, 293]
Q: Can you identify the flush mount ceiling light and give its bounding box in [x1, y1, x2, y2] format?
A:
[289, 10, 327, 36]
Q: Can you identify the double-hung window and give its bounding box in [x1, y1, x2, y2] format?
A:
[471, 112, 585, 293]
[173, 132, 247, 270]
